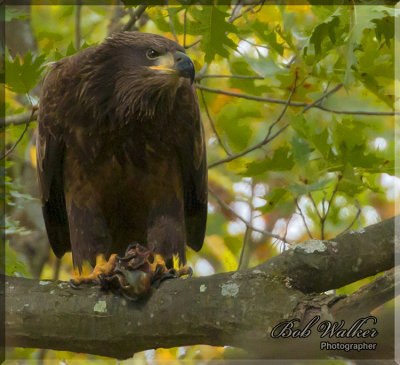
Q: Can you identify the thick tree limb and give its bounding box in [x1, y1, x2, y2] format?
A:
[5, 217, 397, 359]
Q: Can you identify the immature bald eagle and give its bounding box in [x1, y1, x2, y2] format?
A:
[37, 32, 207, 287]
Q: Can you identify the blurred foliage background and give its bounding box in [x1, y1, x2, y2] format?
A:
[2, 2, 398, 363]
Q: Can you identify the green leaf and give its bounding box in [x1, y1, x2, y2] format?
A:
[291, 136, 314, 166]
[288, 178, 334, 195]
[289, 114, 312, 140]
[3, 8, 29, 22]
[66, 42, 77, 56]
[373, 15, 394, 47]
[309, 9, 341, 55]
[190, 6, 237, 63]
[310, 128, 330, 160]
[242, 145, 294, 176]
[261, 187, 289, 213]
[344, 6, 398, 89]
[215, 102, 258, 151]
[243, 51, 285, 77]
[252, 20, 284, 55]
[5, 50, 46, 94]
[2, 241, 31, 277]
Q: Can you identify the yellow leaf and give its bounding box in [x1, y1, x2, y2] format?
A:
[205, 235, 237, 271]
[30, 145, 37, 168]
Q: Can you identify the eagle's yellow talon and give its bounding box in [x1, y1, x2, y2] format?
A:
[70, 254, 117, 287]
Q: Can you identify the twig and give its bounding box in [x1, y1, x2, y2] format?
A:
[283, 215, 293, 247]
[209, 187, 287, 243]
[228, 2, 242, 23]
[199, 89, 232, 156]
[229, 2, 265, 24]
[166, 3, 179, 43]
[238, 179, 255, 270]
[196, 85, 399, 116]
[1, 107, 36, 161]
[122, 4, 147, 32]
[308, 192, 323, 222]
[238, 35, 270, 49]
[183, 8, 187, 48]
[293, 196, 313, 239]
[208, 72, 298, 169]
[208, 124, 288, 168]
[321, 178, 340, 239]
[2, 109, 38, 127]
[196, 74, 264, 81]
[108, 6, 126, 36]
[341, 200, 362, 234]
[301, 84, 342, 114]
[75, 1, 81, 49]
[185, 39, 201, 49]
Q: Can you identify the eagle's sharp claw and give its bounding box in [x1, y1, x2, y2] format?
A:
[69, 279, 82, 289]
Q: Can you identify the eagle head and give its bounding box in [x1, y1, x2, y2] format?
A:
[77, 32, 195, 122]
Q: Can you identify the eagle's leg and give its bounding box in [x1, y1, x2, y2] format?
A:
[70, 254, 117, 288]
[150, 256, 193, 288]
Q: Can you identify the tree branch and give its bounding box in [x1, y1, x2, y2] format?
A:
[196, 85, 399, 116]
[75, 1, 81, 49]
[330, 267, 397, 320]
[196, 74, 264, 81]
[2, 109, 38, 127]
[1, 107, 36, 160]
[208, 73, 298, 168]
[208, 186, 286, 242]
[121, 4, 147, 32]
[5, 217, 396, 359]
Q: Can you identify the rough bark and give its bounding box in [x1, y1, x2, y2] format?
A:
[5, 217, 397, 359]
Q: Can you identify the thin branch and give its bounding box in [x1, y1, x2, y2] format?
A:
[282, 215, 293, 246]
[209, 187, 287, 242]
[308, 192, 323, 222]
[2, 109, 38, 127]
[122, 4, 147, 32]
[320, 177, 340, 239]
[208, 72, 298, 168]
[196, 74, 264, 81]
[293, 196, 313, 239]
[301, 83, 342, 114]
[228, 2, 242, 23]
[1, 107, 36, 161]
[208, 126, 288, 169]
[196, 85, 399, 116]
[237, 179, 255, 271]
[108, 6, 126, 36]
[341, 200, 362, 234]
[321, 191, 327, 218]
[199, 89, 232, 156]
[183, 8, 187, 48]
[238, 35, 270, 49]
[166, 3, 179, 43]
[184, 38, 201, 49]
[75, 1, 81, 49]
[228, 2, 264, 24]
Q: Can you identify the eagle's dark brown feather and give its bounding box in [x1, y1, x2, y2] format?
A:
[37, 32, 207, 271]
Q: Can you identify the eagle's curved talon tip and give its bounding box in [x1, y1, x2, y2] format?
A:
[69, 279, 81, 289]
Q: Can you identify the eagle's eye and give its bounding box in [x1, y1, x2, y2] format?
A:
[146, 49, 160, 60]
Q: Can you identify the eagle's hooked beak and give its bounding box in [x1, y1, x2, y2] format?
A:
[173, 51, 195, 84]
[149, 51, 195, 84]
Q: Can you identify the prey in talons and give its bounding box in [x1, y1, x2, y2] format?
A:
[71, 243, 192, 301]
